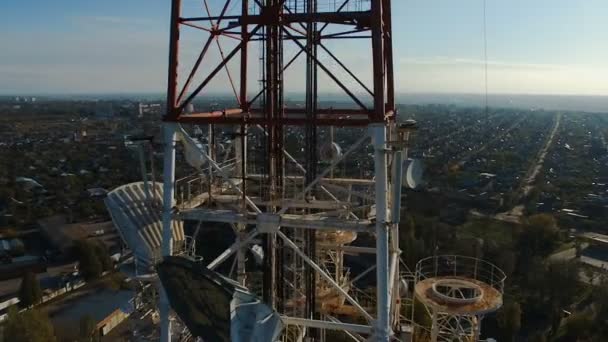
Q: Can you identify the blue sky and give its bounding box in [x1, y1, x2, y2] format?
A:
[1, 0, 607, 95]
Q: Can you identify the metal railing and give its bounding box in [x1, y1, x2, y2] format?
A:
[282, 0, 371, 13]
[175, 173, 209, 206]
[415, 255, 506, 296]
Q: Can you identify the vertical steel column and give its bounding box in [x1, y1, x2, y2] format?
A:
[383, 0, 395, 113]
[160, 123, 178, 342]
[165, 0, 182, 121]
[236, 123, 248, 285]
[275, 0, 286, 312]
[263, 0, 281, 309]
[371, 0, 386, 123]
[208, 125, 215, 189]
[304, 0, 319, 337]
[240, 0, 249, 110]
[473, 316, 482, 341]
[430, 312, 439, 342]
[238, 4, 249, 283]
[138, 145, 151, 202]
[389, 148, 403, 320]
[371, 124, 390, 341]
[160, 1, 181, 339]
[371, 0, 390, 337]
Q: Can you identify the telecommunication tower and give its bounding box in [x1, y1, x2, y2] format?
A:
[99, 0, 510, 340]
[159, 0, 404, 341]
[94, 0, 473, 341]
[99, 0, 509, 341]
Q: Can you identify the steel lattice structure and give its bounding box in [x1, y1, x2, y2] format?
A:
[159, 1, 407, 341]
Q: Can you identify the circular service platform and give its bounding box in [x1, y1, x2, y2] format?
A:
[316, 231, 358, 246]
[414, 255, 505, 316]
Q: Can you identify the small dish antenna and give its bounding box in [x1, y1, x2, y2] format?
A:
[193, 125, 203, 137]
[179, 132, 208, 169]
[403, 158, 423, 189]
[216, 143, 226, 155]
[319, 142, 342, 162]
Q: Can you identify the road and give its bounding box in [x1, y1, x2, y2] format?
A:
[520, 113, 562, 198]
[495, 114, 561, 222]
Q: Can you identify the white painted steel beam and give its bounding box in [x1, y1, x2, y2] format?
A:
[277, 231, 374, 322]
[326, 315, 367, 342]
[160, 122, 178, 342]
[318, 245, 377, 255]
[321, 182, 376, 202]
[210, 194, 356, 210]
[253, 124, 357, 219]
[177, 125, 262, 214]
[176, 209, 373, 232]
[281, 316, 372, 335]
[248, 174, 375, 185]
[371, 123, 391, 341]
[349, 265, 377, 285]
[207, 229, 259, 270]
[278, 134, 369, 215]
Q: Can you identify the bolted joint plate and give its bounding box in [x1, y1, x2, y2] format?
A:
[256, 213, 281, 233]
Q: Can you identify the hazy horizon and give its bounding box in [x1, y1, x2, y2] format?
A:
[4, 92, 608, 114]
[2, 1, 608, 96]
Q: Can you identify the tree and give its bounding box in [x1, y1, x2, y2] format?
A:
[527, 213, 558, 230]
[93, 242, 113, 272]
[74, 240, 114, 280]
[528, 332, 548, 342]
[497, 300, 522, 342]
[544, 261, 580, 308]
[18, 271, 42, 307]
[555, 313, 594, 341]
[79, 314, 98, 342]
[591, 278, 608, 337]
[74, 240, 102, 280]
[495, 249, 516, 277]
[4, 306, 56, 342]
[517, 214, 560, 259]
[400, 215, 420, 267]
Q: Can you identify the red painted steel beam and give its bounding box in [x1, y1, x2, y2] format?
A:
[167, 1, 394, 125]
[384, 0, 395, 113]
[215, 39, 240, 105]
[178, 25, 262, 113]
[176, 34, 215, 104]
[320, 28, 369, 39]
[176, 107, 390, 126]
[319, 43, 374, 97]
[240, 0, 249, 111]
[280, 108, 373, 115]
[282, 26, 370, 113]
[181, 11, 371, 26]
[164, 0, 182, 121]
[318, 0, 355, 34]
[248, 48, 305, 108]
[371, 0, 386, 122]
[181, 108, 244, 118]
[177, 116, 372, 127]
[180, 22, 242, 40]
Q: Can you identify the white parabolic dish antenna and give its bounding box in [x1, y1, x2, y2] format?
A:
[319, 142, 342, 162]
[403, 158, 423, 189]
[179, 132, 208, 169]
